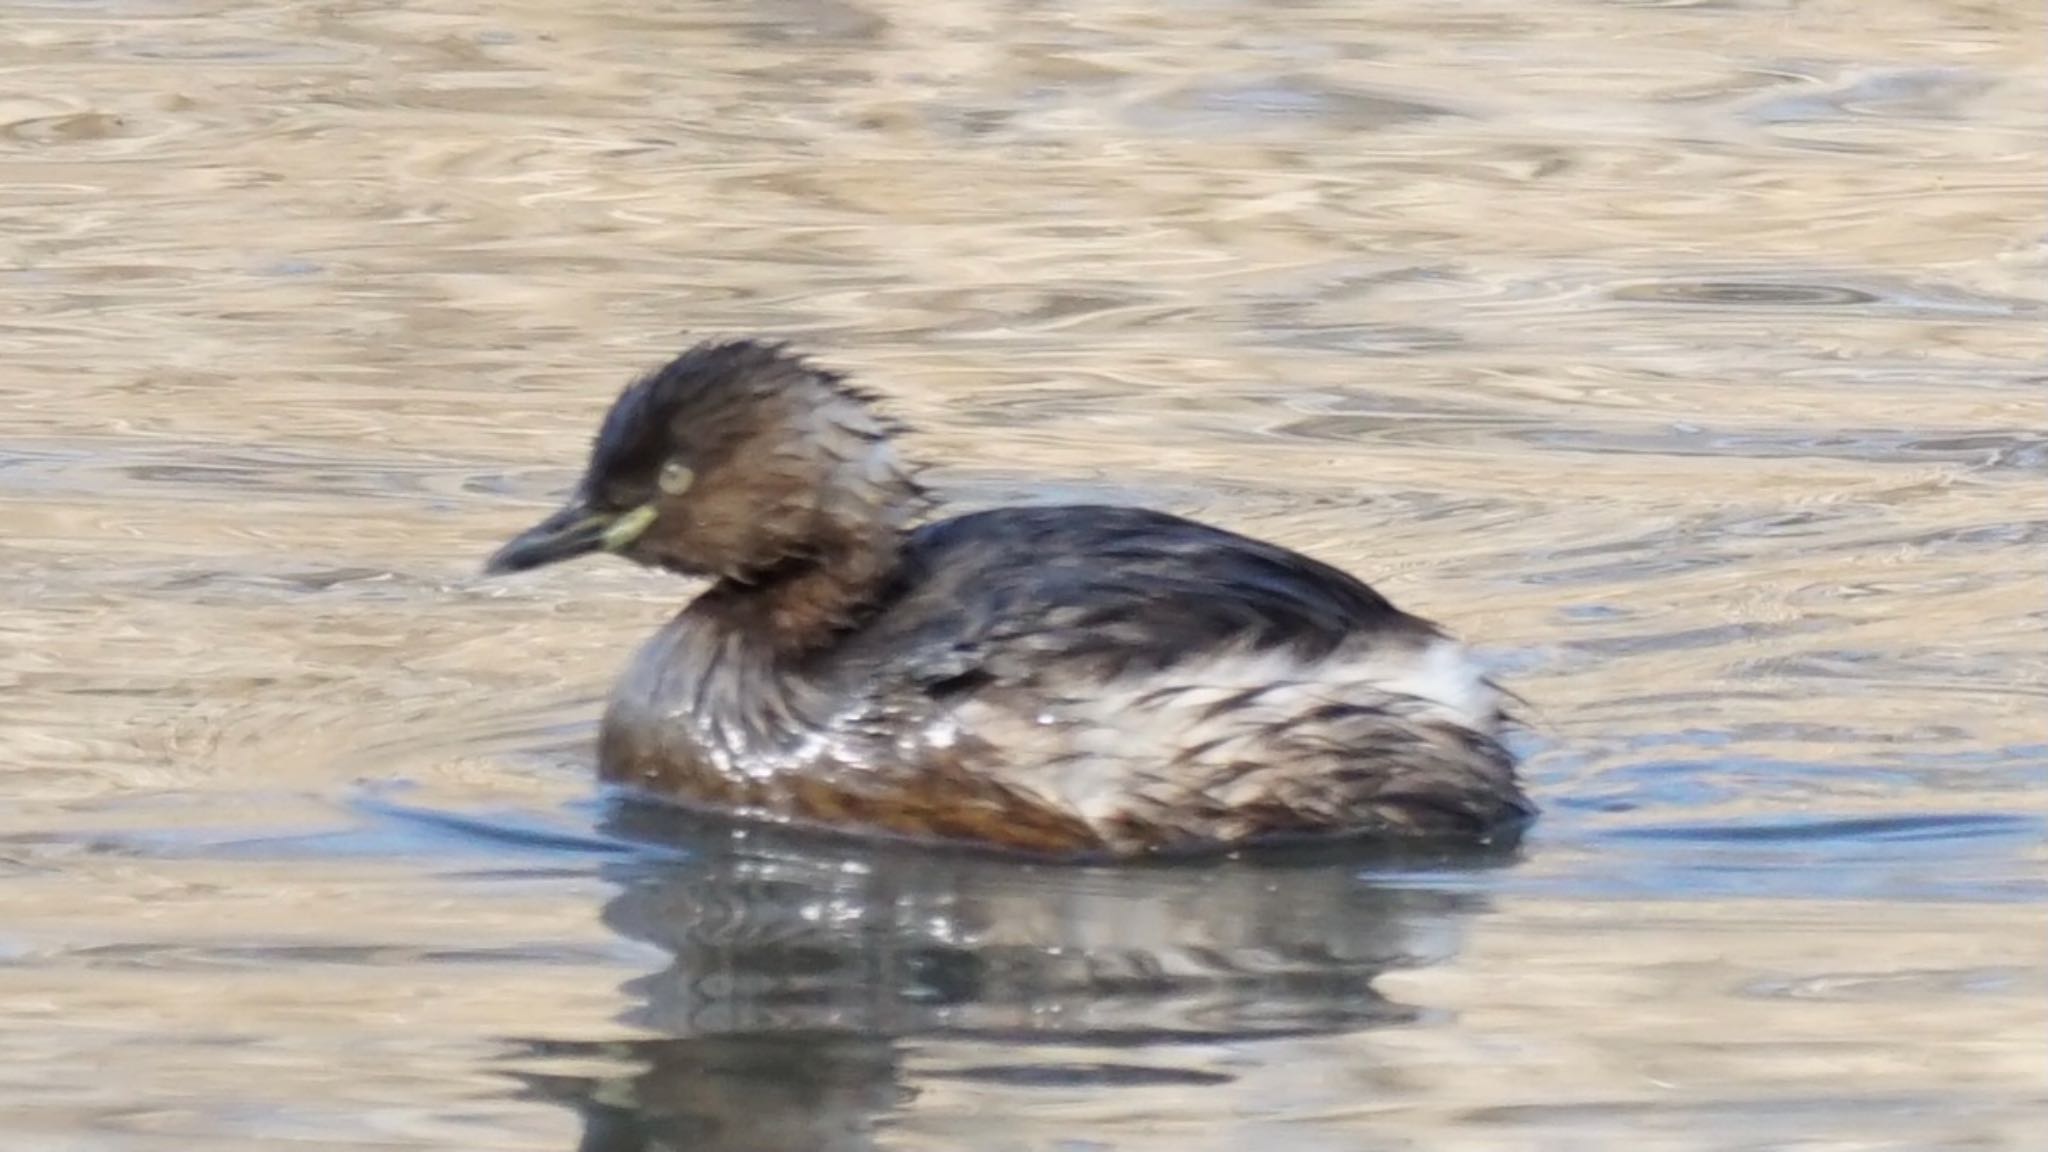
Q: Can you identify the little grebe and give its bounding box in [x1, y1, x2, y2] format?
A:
[486, 340, 1533, 857]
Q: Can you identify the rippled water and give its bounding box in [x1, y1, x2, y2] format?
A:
[3, 0, 2043, 1148]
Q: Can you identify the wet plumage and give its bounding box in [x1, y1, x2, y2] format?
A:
[486, 340, 1534, 857]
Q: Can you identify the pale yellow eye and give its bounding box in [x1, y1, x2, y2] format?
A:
[657, 459, 695, 496]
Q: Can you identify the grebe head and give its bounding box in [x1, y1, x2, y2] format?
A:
[486, 340, 924, 582]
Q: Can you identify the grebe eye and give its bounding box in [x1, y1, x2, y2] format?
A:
[658, 459, 695, 496]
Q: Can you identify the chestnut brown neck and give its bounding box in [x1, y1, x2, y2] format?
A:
[699, 529, 906, 656]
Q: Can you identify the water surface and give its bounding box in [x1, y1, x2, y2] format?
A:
[2, 0, 2043, 1148]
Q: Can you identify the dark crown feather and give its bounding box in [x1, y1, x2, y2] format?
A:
[587, 339, 892, 481]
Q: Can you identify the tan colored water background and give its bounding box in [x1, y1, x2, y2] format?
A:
[2, 0, 2044, 1148]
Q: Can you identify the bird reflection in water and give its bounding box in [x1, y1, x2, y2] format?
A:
[503, 799, 1518, 1151]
